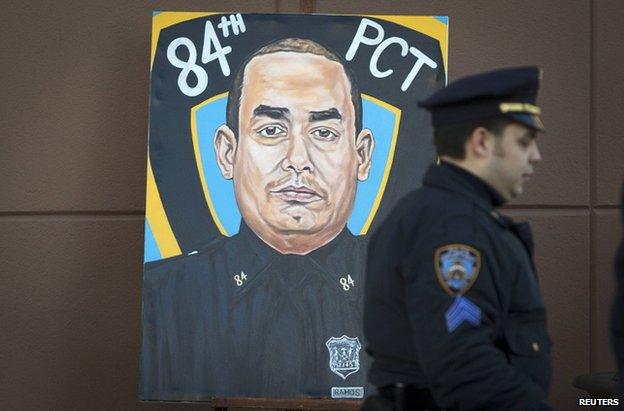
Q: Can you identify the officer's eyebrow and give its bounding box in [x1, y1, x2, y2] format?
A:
[253, 105, 290, 120]
[309, 108, 342, 122]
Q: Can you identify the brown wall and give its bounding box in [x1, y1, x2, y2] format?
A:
[1, 1, 622, 410]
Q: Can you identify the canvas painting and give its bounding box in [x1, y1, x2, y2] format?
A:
[141, 12, 448, 401]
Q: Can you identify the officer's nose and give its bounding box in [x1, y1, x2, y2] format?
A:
[282, 131, 314, 174]
[529, 140, 542, 163]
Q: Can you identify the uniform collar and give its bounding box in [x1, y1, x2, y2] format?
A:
[230, 222, 363, 300]
[423, 162, 536, 262]
[422, 161, 516, 230]
[237, 221, 355, 263]
[424, 161, 506, 210]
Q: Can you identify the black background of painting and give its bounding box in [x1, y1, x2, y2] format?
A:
[149, 13, 446, 253]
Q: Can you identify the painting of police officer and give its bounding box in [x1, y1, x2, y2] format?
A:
[141, 12, 447, 400]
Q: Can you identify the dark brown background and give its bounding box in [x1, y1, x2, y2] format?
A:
[1, 0, 622, 410]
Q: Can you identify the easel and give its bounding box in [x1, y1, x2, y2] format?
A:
[211, 397, 363, 411]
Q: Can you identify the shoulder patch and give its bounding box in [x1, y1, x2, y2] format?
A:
[434, 243, 481, 296]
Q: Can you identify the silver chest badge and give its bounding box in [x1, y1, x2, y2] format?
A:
[325, 335, 361, 379]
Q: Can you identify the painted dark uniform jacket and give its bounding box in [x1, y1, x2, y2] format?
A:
[141, 223, 371, 400]
[364, 162, 552, 410]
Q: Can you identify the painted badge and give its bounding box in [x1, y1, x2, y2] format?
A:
[325, 335, 362, 379]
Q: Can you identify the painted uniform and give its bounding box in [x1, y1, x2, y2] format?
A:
[140, 223, 370, 400]
[364, 162, 552, 410]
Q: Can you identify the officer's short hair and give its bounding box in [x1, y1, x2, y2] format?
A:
[433, 118, 510, 160]
[226, 38, 362, 139]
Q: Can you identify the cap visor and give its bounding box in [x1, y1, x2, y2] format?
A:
[507, 113, 545, 132]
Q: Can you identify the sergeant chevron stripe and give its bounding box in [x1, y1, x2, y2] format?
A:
[445, 296, 482, 332]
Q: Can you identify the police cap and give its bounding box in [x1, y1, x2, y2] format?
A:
[419, 66, 544, 131]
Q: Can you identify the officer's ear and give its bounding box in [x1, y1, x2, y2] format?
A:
[467, 126, 495, 159]
[355, 128, 374, 181]
[214, 125, 238, 179]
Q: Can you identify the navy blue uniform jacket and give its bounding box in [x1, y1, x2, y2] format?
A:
[364, 162, 552, 410]
[141, 223, 371, 400]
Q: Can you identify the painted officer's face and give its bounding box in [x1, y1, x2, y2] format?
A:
[214, 51, 374, 255]
[485, 122, 542, 200]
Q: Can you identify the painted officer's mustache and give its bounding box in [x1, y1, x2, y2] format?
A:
[267, 174, 328, 205]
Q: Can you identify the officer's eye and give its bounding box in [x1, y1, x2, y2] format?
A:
[518, 137, 532, 148]
[257, 125, 287, 138]
[311, 128, 339, 140]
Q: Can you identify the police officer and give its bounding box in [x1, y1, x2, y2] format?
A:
[363, 67, 552, 410]
[141, 38, 374, 400]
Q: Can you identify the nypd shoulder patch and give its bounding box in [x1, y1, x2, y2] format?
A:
[434, 244, 483, 332]
[434, 243, 481, 296]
